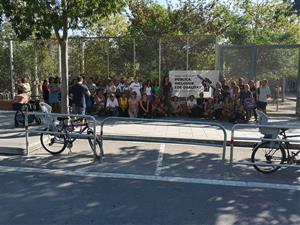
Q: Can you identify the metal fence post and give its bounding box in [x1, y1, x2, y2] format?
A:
[81, 40, 85, 75]
[133, 37, 136, 77]
[58, 41, 62, 78]
[159, 37, 162, 85]
[250, 45, 257, 81]
[107, 38, 110, 79]
[25, 111, 29, 156]
[9, 40, 15, 99]
[297, 47, 300, 115]
[219, 46, 224, 81]
[186, 35, 189, 71]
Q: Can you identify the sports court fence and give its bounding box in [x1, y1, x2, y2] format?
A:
[1, 37, 299, 114]
[0, 35, 216, 97]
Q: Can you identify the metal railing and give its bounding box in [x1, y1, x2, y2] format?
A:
[24, 112, 98, 160]
[98, 117, 227, 163]
[230, 123, 300, 173]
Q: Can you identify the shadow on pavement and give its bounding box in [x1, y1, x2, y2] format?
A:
[0, 143, 299, 186]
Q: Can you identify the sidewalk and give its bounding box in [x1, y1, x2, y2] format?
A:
[0, 110, 300, 155]
[98, 117, 300, 147]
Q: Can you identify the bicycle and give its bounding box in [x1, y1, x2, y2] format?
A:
[251, 110, 300, 173]
[13, 101, 41, 127]
[40, 116, 103, 161]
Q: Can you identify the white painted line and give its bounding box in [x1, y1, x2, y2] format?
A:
[0, 165, 299, 191]
[155, 144, 165, 176]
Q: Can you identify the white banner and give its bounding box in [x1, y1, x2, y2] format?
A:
[169, 70, 219, 98]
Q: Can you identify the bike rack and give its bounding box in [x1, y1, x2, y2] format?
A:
[98, 117, 228, 163]
[24, 112, 99, 160]
[230, 123, 300, 174]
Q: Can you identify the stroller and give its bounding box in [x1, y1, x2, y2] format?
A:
[14, 99, 42, 127]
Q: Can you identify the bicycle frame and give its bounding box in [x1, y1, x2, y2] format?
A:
[278, 130, 300, 162]
[60, 120, 91, 145]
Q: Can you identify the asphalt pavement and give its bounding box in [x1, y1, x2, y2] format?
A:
[0, 110, 299, 225]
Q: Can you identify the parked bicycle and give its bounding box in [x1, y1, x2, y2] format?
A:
[13, 99, 41, 127]
[40, 116, 103, 161]
[251, 110, 300, 173]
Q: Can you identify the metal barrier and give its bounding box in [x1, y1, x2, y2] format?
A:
[24, 112, 98, 160]
[98, 117, 227, 163]
[230, 123, 300, 172]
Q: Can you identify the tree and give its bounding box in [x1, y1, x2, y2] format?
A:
[1, 0, 126, 113]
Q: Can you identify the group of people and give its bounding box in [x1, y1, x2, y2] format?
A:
[14, 75, 272, 123]
[184, 78, 271, 123]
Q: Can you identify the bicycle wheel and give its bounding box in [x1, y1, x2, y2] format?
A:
[40, 128, 67, 154]
[251, 141, 286, 173]
[87, 129, 104, 161]
[14, 111, 25, 127]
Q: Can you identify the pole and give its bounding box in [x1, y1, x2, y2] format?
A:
[9, 40, 15, 99]
[133, 38, 136, 77]
[34, 41, 39, 98]
[107, 38, 110, 79]
[276, 86, 279, 112]
[250, 46, 257, 81]
[219, 46, 224, 81]
[58, 42, 62, 78]
[186, 36, 189, 71]
[281, 77, 286, 102]
[81, 40, 85, 75]
[159, 38, 162, 85]
[296, 47, 300, 115]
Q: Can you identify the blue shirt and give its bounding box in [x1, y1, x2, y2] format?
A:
[71, 83, 89, 108]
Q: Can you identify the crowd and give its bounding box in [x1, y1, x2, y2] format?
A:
[13, 75, 272, 123]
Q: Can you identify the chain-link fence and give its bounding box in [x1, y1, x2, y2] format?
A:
[217, 44, 300, 114]
[1, 37, 299, 113]
[0, 35, 216, 99]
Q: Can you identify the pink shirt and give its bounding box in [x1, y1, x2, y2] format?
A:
[13, 93, 29, 104]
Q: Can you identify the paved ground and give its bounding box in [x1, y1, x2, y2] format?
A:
[0, 141, 299, 225]
[0, 110, 299, 225]
[1, 110, 300, 154]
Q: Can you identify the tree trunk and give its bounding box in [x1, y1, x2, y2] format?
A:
[60, 38, 69, 114]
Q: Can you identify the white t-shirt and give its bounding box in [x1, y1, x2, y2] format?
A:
[117, 83, 126, 93]
[106, 98, 119, 108]
[145, 86, 152, 96]
[187, 99, 197, 109]
[129, 82, 142, 97]
[258, 86, 271, 102]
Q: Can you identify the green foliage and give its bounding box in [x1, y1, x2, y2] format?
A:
[221, 0, 300, 45]
[1, 0, 126, 41]
[0, 41, 10, 91]
[86, 14, 129, 37]
[0, 0, 299, 93]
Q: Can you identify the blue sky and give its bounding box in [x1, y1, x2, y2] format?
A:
[157, 0, 180, 7]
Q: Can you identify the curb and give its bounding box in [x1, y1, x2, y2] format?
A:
[103, 135, 300, 149]
[0, 141, 42, 155]
[103, 135, 256, 147]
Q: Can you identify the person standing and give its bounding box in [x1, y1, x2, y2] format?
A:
[257, 79, 271, 114]
[129, 76, 142, 100]
[152, 79, 160, 99]
[42, 79, 49, 103]
[48, 76, 60, 113]
[70, 76, 91, 115]
[18, 77, 31, 97]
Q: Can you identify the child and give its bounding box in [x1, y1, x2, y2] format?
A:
[119, 92, 129, 117]
[234, 99, 246, 123]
